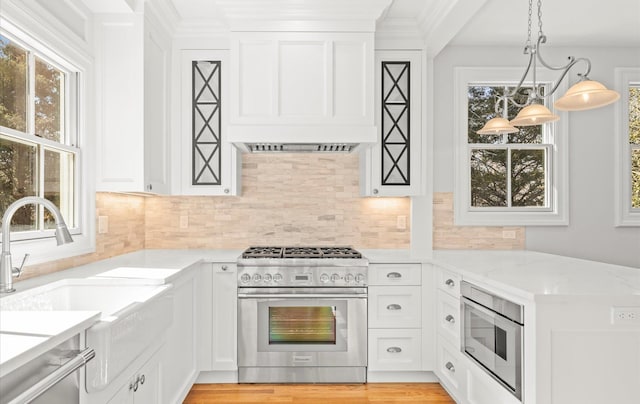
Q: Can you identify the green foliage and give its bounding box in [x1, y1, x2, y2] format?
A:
[630, 87, 640, 208]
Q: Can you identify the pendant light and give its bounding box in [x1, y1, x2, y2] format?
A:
[477, 95, 519, 134]
[480, 0, 619, 130]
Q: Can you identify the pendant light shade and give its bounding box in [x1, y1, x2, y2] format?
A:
[509, 103, 559, 127]
[477, 117, 519, 135]
[554, 79, 620, 111]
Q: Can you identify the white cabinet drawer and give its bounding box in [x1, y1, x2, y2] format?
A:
[368, 264, 421, 286]
[436, 335, 465, 396]
[437, 267, 461, 297]
[368, 329, 422, 371]
[436, 290, 460, 345]
[368, 286, 421, 328]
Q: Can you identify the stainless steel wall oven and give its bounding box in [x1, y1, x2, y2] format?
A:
[237, 247, 368, 383]
[461, 281, 524, 400]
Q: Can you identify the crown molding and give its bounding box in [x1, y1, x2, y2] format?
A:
[213, 0, 392, 32]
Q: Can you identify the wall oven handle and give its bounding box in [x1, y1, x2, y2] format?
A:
[238, 293, 366, 299]
[386, 304, 402, 310]
[8, 348, 95, 404]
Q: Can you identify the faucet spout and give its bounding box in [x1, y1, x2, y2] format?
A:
[1, 196, 74, 293]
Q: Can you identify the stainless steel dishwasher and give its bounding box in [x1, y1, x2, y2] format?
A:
[0, 334, 94, 404]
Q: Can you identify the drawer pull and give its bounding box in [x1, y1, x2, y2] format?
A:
[386, 304, 402, 311]
[445, 314, 455, 324]
[445, 278, 455, 288]
[445, 361, 455, 373]
[386, 346, 402, 353]
[386, 272, 402, 279]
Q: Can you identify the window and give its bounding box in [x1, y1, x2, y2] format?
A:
[0, 32, 78, 237]
[454, 68, 568, 226]
[0, 15, 95, 266]
[614, 68, 640, 226]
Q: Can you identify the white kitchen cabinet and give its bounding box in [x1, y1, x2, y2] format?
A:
[367, 263, 423, 376]
[106, 349, 162, 404]
[211, 263, 238, 370]
[95, 10, 171, 193]
[161, 265, 198, 404]
[178, 49, 241, 196]
[360, 50, 423, 196]
[228, 32, 374, 139]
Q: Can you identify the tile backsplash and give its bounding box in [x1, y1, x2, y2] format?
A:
[20, 155, 524, 280]
[145, 154, 411, 249]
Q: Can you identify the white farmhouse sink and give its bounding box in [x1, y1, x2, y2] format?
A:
[0, 279, 173, 392]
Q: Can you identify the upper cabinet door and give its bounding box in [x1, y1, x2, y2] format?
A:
[179, 49, 241, 196]
[95, 13, 171, 194]
[360, 50, 424, 197]
[229, 32, 374, 126]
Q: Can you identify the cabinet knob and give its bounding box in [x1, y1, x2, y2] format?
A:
[445, 314, 455, 324]
[147, 184, 153, 191]
[221, 265, 228, 271]
[386, 346, 402, 353]
[224, 188, 230, 194]
[445, 361, 455, 373]
[445, 278, 455, 288]
[386, 272, 402, 279]
[372, 188, 379, 195]
[139, 374, 145, 385]
[386, 304, 402, 311]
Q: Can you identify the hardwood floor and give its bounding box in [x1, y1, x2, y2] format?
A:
[183, 383, 455, 403]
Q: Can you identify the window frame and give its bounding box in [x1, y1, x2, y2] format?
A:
[0, 15, 95, 265]
[454, 67, 569, 226]
[614, 67, 640, 227]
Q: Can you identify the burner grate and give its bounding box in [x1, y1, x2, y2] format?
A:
[242, 247, 284, 259]
[242, 246, 363, 259]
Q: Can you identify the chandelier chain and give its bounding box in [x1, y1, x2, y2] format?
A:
[526, 0, 533, 47]
[537, 0, 544, 37]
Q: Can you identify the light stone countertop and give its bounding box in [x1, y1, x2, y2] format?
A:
[0, 310, 101, 377]
[3, 247, 640, 377]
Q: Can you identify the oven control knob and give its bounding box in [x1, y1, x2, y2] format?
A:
[345, 274, 354, 283]
[252, 274, 262, 282]
[263, 273, 272, 282]
[355, 274, 365, 283]
[320, 273, 330, 283]
[240, 273, 251, 283]
[330, 274, 340, 283]
[273, 273, 283, 282]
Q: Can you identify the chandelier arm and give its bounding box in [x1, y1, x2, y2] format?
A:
[505, 49, 535, 99]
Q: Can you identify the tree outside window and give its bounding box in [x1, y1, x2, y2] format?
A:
[629, 86, 640, 209]
[467, 84, 550, 210]
[0, 33, 75, 234]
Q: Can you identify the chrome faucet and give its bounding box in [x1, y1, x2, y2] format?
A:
[1, 196, 74, 293]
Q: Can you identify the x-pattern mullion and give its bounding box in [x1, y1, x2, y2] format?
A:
[382, 143, 409, 184]
[383, 63, 409, 104]
[194, 143, 220, 184]
[194, 103, 220, 142]
[192, 60, 222, 186]
[381, 61, 410, 186]
[382, 104, 408, 144]
[194, 62, 219, 104]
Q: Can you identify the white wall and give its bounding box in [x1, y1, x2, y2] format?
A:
[433, 45, 640, 268]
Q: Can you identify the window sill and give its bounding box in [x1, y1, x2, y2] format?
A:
[454, 207, 569, 227]
[4, 233, 96, 267]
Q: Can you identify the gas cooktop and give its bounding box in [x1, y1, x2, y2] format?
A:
[241, 246, 363, 259]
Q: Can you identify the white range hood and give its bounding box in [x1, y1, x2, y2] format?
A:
[216, 0, 392, 153]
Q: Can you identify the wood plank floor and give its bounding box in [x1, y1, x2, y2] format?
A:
[183, 383, 455, 403]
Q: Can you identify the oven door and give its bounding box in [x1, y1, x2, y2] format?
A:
[238, 288, 367, 368]
[461, 296, 523, 400]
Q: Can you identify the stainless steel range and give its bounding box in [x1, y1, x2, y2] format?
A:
[237, 246, 368, 383]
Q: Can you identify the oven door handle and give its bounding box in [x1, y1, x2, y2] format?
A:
[238, 293, 367, 299]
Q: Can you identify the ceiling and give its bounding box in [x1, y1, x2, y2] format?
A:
[167, 0, 639, 47]
[449, 0, 640, 47]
